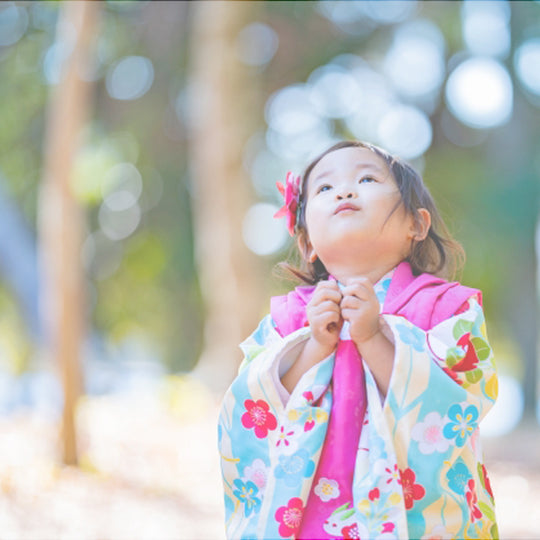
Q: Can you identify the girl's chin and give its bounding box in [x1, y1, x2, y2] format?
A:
[316, 243, 375, 265]
[314, 231, 370, 251]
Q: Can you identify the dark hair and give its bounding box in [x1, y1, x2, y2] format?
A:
[279, 141, 465, 284]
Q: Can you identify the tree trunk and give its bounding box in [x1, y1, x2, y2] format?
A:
[188, 1, 263, 392]
[38, 0, 100, 466]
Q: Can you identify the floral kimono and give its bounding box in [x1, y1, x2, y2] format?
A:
[218, 262, 498, 539]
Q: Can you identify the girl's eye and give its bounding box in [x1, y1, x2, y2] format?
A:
[318, 184, 332, 193]
[359, 176, 376, 184]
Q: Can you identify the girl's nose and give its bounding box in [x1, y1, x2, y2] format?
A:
[336, 187, 356, 200]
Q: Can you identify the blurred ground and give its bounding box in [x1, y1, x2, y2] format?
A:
[0, 378, 225, 540]
[0, 380, 538, 540]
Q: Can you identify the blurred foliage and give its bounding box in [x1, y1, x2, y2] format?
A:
[0, 1, 539, 392]
[0, 288, 31, 375]
[0, 1, 202, 372]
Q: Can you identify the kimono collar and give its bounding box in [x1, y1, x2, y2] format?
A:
[270, 261, 480, 336]
[271, 268, 396, 337]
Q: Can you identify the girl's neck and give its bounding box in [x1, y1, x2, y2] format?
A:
[327, 259, 402, 286]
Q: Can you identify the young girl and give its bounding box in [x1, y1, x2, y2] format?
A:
[218, 141, 498, 539]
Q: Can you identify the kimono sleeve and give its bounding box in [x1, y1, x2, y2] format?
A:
[218, 316, 335, 539]
[235, 314, 335, 407]
[381, 295, 497, 436]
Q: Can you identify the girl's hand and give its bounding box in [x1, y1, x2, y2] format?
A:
[281, 281, 342, 393]
[340, 277, 381, 348]
[306, 280, 343, 354]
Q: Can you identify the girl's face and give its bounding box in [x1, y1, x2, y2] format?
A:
[302, 146, 418, 277]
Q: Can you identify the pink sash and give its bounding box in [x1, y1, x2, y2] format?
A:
[270, 262, 480, 539]
[298, 340, 365, 538]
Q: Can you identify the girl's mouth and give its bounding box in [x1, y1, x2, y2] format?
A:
[334, 202, 359, 214]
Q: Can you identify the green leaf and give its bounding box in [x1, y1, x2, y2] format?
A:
[477, 463, 486, 490]
[446, 347, 464, 368]
[453, 319, 474, 340]
[478, 501, 496, 523]
[471, 337, 491, 361]
[333, 502, 351, 514]
[465, 369, 483, 384]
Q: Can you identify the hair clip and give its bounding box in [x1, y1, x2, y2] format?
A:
[273, 172, 301, 236]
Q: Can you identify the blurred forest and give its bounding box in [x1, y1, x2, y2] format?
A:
[0, 1, 540, 537]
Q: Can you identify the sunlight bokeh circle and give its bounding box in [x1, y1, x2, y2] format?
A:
[106, 56, 154, 101]
[445, 57, 513, 128]
[514, 38, 540, 97]
[242, 203, 288, 256]
[377, 104, 432, 159]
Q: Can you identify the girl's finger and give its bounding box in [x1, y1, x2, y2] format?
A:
[342, 280, 375, 301]
[310, 300, 341, 317]
[312, 287, 342, 305]
[315, 280, 340, 294]
[326, 321, 341, 334]
[344, 276, 371, 288]
[321, 312, 342, 334]
[340, 295, 362, 310]
[317, 279, 340, 290]
[316, 310, 340, 327]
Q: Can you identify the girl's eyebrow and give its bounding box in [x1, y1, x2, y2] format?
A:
[311, 162, 387, 185]
[311, 170, 332, 184]
[354, 162, 387, 175]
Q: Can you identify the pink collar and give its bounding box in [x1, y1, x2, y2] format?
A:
[270, 261, 480, 336]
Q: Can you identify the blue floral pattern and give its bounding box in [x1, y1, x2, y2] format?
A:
[395, 323, 425, 352]
[274, 448, 315, 487]
[447, 459, 473, 494]
[443, 404, 479, 447]
[375, 277, 393, 304]
[233, 479, 262, 517]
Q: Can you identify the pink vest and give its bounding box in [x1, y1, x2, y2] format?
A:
[271, 262, 481, 337]
[270, 262, 480, 538]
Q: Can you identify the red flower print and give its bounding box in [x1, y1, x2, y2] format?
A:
[342, 523, 360, 539]
[275, 497, 304, 538]
[368, 488, 380, 501]
[454, 299, 471, 316]
[452, 333, 479, 372]
[382, 522, 395, 533]
[274, 172, 301, 236]
[304, 408, 315, 432]
[399, 467, 426, 510]
[465, 479, 483, 522]
[481, 464, 494, 499]
[241, 399, 277, 439]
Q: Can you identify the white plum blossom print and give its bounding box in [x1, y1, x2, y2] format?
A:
[314, 477, 341, 502]
[411, 411, 451, 454]
[374, 460, 402, 492]
[243, 458, 269, 494]
[275, 424, 300, 454]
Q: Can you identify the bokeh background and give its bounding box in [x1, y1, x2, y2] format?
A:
[0, 0, 539, 538]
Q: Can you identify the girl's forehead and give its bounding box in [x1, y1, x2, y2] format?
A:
[309, 146, 390, 180]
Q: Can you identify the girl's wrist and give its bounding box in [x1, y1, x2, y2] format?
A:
[307, 335, 336, 360]
[354, 327, 395, 397]
[281, 335, 336, 394]
[355, 327, 389, 355]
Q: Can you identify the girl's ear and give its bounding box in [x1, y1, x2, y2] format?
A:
[412, 208, 431, 241]
[297, 231, 318, 263]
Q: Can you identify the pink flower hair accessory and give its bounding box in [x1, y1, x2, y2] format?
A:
[273, 171, 301, 236]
